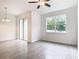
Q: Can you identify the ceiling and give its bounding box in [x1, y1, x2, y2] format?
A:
[0, 0, 77, 16]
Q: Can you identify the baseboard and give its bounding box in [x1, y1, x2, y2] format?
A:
[39, 40, 77, 48]
[0, 39, 15, 43]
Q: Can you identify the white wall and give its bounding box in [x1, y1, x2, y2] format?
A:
[31, 11, 41, 42]
[0, 14, 16, 41]
[41, 6, 77, 45]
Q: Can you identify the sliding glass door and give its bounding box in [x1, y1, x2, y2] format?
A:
[20, 19, 28, 41]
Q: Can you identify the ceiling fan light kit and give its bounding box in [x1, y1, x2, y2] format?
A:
[38, 2, 45, 5]
[28, 0, 51, 9]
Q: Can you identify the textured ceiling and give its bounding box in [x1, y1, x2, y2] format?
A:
[0, 0, 77, 15]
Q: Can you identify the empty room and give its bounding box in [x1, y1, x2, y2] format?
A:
[0, 0, 78, 59]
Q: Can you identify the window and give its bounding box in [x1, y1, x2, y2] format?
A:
[46, 14, 66, 33]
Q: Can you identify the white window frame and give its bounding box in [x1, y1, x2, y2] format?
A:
[46, 14, 67, 33]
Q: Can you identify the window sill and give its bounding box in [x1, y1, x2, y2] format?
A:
[46, 30, 67, 34]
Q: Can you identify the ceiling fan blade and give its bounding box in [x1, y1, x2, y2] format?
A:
[37, 5, 40, 9]
[45, 3, 51, 7]
[45, 0, 50, 1]
[28, 1, 38, 3]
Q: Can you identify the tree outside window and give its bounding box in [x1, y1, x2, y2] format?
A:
[46, 14, 66, 33]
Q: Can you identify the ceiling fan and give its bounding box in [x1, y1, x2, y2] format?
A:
[28, 0, 51, 9]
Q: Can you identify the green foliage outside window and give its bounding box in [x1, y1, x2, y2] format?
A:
[56, 21, 66, 31]
[46, 14, 66, 32]
[47, 19, 55, 30]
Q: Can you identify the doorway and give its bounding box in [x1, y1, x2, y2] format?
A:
[20, 19, 28, 41]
